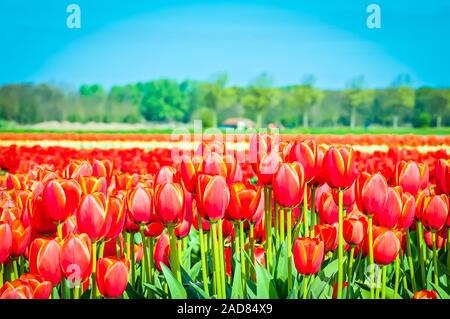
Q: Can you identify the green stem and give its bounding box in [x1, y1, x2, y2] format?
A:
[302, 275, 309, 299]
[405, 229, 417, 291]
[447, 227, 450, 289]
[432, 231, 439, 287]
[125, 232, 131, 260]
[274, 201, 279, 250]
[394, 256, 400, 299]
[57, 222, 63, 240]
[416, 221, 426, 289]
[287, 208, 293, 293]
[0, 264, 3, 287]
[310, 187, 316, 236]
[211, 222, 222, 298]
[267, 187, 273, 274]
[19, 255, 24, 277]
[264, 186, 269, 269]
[91, 241, 97, 299]
[218, 219, 226, 298]
[168, 226, 181, 282]
[198, 217, 210, 295]
[140, 225, 150, 288]
[336, 189, 344, 299]
[235, 222, 243, 294]
[73, 286, 80, 299]
[280, 208, 285, 244]
[347, 246, 355, 299]
[148, 237, 154, 298]
[249, 222, 255, 278]
[368, 215, 375, 299]
[130, 234, 136, 288]
[381, 266, 387, 299]
[116, 236, 121, 258]
[303, 186, 309, 237]
[239, 221, 246, 294]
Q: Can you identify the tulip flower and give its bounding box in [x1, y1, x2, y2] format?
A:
[60, 233, 92, 284]
[424, 228, 447, 250]
[372, 227, 400, 265]
[413, 290, 438, 299]
[127, 186, 154, 225]
[228, 183, 262, 221]
[314, 224, 337, 253]
[179, 155, 202, 193]
[421, 194, 449, 231]
[293, 237, 324, 275]
[343, 217, 365, 246]
[92, 159, 113, 182]
[10, 220, 31, 257]
[323, 146, 357, 190]
[435, 159, 449, 195]
[355, 172, 388, 217]
[285, 139, 318, 182]
[199, 152, 228, 179]
[0, 222, 13, 264]
[96, 257, 130, 298]
[395, 160, 428, 196]
[196, 175, 230, 222]
[154, 182, 184, 226]
[249, 133, 281, 170]
[377, 187, 411, 229]
[79, 176, 107, 195]
[272, 162, 305, 208]
[317, 191, 338, 224]
[28, 238, 62, 286]
[76, 193, 112, 241]
[0, 275, 52, 299]
[332, 182, 355, 209]
[155, 166, 179, 186]
[154, 233, 170, 271]
[105, 196, 126, 240]
[255, 151, 283, 185]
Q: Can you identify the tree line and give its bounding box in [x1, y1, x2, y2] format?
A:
[0, 73, 448, 128]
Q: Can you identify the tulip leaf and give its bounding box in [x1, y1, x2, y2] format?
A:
[273, 239, 288, 298]
[431, 282, 450, 299]
[161, 263, 187, 299]
[143, 283, 167, 299]
[255, 261, 278, 299]
[125, 283, 146, 299]
[438, 251, 450, 277]
[187, 282, 210, 299]
[246, 280, 257, 299]
[287, 278, 299, 299]
[231, 260, 244, 299]
[80, 288, 91, 299]
[182, 246, 192, 271]
[188, 261, 202, 282]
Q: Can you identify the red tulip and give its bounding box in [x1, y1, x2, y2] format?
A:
[196, 175, 230, 222]
[395, 160, 428, 196]
[27, 182, 58, 235]
[127, 186, 154, 224]
[355, 173, 388, 217]
[314, 224, 337, 253]
[343, 217, 365, 246]
[179, 155, 202, 193]
[293, 237, 324, 275]
[92, 159, 113, 182]
[42, 179, 81, 223]
[285, 139, 318, 182]
[114, 173, 139, 192]
[372, 227, 400, 265]
[60, 233, 92, 283]
[144, 222, 165, 238]
[175, 190, 193, 238]
[154, 233, 171, 271]
[413, 290, 438, 299]
[0, 222, 13, 263]
[256, 151, 283, 185]
[311, 144, 327, 187]
[96, 257, 130, 298]
[415, 188, 432, 221]
[10, 220, 31, 257]
[424, 228, 447, 250]
[228, 183, 262, 221]
[76, 193, 112, 241]
[317, 191, 338, 224]
[249, 133, 281, 169]
[322, 146, 357, 189]
[155, 166, 179, 186]
[29, 238, 62, 286]
[421, 194, 449, 231]
[332, 182, 355, 208]
[105, 196, 126, 240]
[79, 176, 107, 195]
[435, 159, 449, 195]
[273, 162, 305, 208]
[199, 152, 227, 179]
[64, 160, 92, 179]
[377, 187, 415, 229]
[154, 182, 184, 226]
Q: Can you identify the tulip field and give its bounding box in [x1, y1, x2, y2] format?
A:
[0, 132, 449, 300]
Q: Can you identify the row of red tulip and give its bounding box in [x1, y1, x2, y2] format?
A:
[0, 133, 449, 299]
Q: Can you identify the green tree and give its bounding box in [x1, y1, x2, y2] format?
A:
[343, 76, 374, 128]
[241, 73, 280, 128]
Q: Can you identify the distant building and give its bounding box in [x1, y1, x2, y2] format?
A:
[221, 118, 255, 129]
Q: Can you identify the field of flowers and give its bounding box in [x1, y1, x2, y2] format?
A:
[0, 132, 449, 300]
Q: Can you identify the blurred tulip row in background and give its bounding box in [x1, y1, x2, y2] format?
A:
[0, 132, 449, 299]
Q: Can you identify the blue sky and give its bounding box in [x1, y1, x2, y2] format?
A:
[0, 0, 449, 89]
